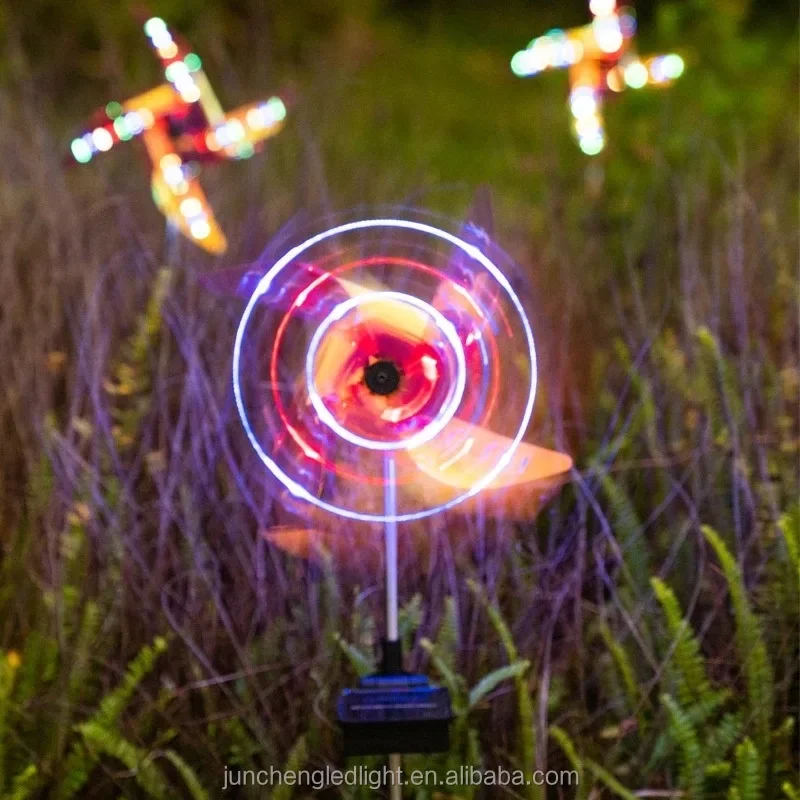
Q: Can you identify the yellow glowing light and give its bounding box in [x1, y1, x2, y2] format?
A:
[190, 219, 211, 240]
[606, 67, 624, 92]
[158, 42, 179, 60]
[205, 131, 221, 151]
[160, 153, 182, 170]
[139, 108, 155, 129]
[180, 84, 202, 103]
[246, 107, 263, 130]
[180, 198, 203, 217]
[624, 60, 649, 89]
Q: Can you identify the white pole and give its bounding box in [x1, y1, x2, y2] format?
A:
[384, 456, 402, 799]
[384, 456, 399, 642]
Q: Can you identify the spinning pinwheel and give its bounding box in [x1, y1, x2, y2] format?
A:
[213, 195, 573, 771]
[511, 0, 685, 154]
[67, 16, 288, 253]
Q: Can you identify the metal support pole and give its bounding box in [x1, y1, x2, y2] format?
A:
[384, 456, 402, 799]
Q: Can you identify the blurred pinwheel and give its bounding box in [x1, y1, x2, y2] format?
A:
[67, 15, 288, 253]
[204, 192, 572, 560]
[511, 0, 685, 155]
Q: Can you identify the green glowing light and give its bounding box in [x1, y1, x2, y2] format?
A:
[113, 117, 132, 141]
[266, 96, 287, 122]
[624, 61, 648, 89]
[236, 142, 255, 160]
[662, 53, 685, 80]
[184, 53, 202, 72]
[105, 101, 123, 119]
[70, 138, 92, 163]
[144, 17, 167, 37]
[510, 52, 528, 76]
[578, 135, 604, 156]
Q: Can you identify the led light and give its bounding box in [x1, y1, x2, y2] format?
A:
[590, 0, 617, 16]
[180, 197, 202, 217]
[619, 7, 637, 37]
[579, 132, 605, 155]
[124, 112, 144, 135]
[226, 119, 245, 142]
[70, 138, 92, 163]
[265, 97, 287, 121]
[205, 131, 220, 151]
[144, 17, 168, 37]
[234, 141, 255, 159]
[246, 108, 264, 130]
[139, 108, 155, 129]
[113, 117, 132, 141]
[574, 112, 602, 137]
[570, 87, 597, 118]
[624, 60, 649, 88]
[105, 101, 122, 119]
[190, 219, 211, 240]
[173, 181, 189, 196]
[92, 127, 113, 151]
[149, 30, 173, 50]
[160, 153, 182, 170]
[593, 15, 624, 53]
[511, 50, 538, 76]
[662, 53, 685, 79]
[649, 57, 667, 83]
[179, 84, 202, 103]
[606, 67, 625, 92]
[184, 53, 202, 72]
[157, 42, 178, 60]
[165, 61, 189, 82]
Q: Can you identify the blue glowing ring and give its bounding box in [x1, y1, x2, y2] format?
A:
[233, 218, 538, 523]
[304, 291, 467, 452]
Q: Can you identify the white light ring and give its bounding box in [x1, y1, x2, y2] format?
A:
[233, 218, 538, 522]
[304, 291, 466, 452]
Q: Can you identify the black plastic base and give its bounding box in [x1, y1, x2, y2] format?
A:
[338, 673, 452, 756]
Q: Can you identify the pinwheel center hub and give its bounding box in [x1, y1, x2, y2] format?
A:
[364, 359, 402, 396]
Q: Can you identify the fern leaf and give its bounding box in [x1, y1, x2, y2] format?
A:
[729, 738, 763, 800]
[777, 505, 800, 586]
[420, 638, 465, 710]
[597, 622, 641, 711]
[78, 721, 171, 800]
[92, 636, 168, 730]
[702, 526, 775, 755]
[4, 763, 39, 800]
[163, 750, 210, 800]
[434, 596, 460, 671]
[782, 782, 800, 799]
[334, 633, 375, 678]
[706, 711, 745, 764]
[651, 576, 712, 706]
[468, 660, 530, 709]
[548, 726, 587, 800]
[601, 474, 651, 598]
[584, 757, 638, 800]
[273, 736, 308, 800]
[467, 580, 517, 660]
[662, 693, 705, 798]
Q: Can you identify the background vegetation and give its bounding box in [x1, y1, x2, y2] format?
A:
[0, 0, 797, 797]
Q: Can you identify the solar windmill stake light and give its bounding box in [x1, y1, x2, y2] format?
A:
[67, 16, 288, 254]
[511, 0, 685, 155]
[230, 212, 572, 779]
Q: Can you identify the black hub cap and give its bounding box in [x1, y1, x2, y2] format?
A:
[363, 359, 401, 396]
